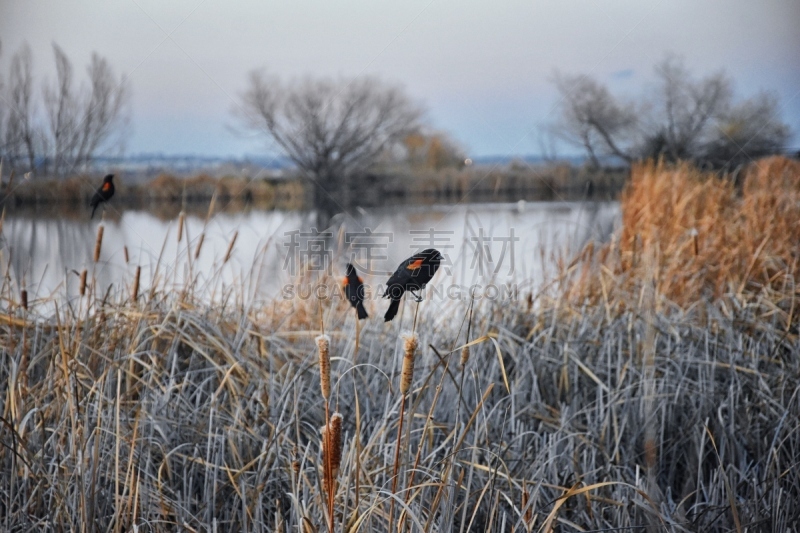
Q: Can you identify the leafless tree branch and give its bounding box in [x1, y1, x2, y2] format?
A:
[235, 71, 422, 220]
[551, 55, 790, 170]
[0, 42, 130, 177]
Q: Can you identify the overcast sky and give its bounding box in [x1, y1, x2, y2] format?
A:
[1, 1, 798, 158]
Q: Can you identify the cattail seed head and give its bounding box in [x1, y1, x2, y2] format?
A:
[123, 245, 129, 264]
[132, 266, 141, 301]
[93, 225, 104, 263]
[400, 332, 418, 395]
[320, 412, 343, 494]
[316, 334, 331, 400]
[223, 230, 238, 264]
[690, 227, 699, 257]
[194, 233, 205, 260]
[79, 269, 88, 296]
[20, 289, 28, 310]
[522, 481, 532, 524]
[177, 211, 186, 243]
[460, 344, 470, 368]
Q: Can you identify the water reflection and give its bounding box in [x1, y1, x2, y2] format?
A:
[0, 201, 618, 310]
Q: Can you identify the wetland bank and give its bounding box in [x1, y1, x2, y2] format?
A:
[0, 158, 798, 531]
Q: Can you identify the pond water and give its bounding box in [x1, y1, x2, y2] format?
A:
[0, 201, 619, 312]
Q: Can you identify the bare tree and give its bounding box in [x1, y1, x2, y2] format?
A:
[551, 72, 638, 167]
[236, 72, 422, 221]
[649, 55, 732, 161]
[4, 44, 38, 172]
[43, 43, 78, 176]
[0, 39, 4, 167]
[551, 55, 790, 170]
[73, 53, 129, 172]
[702, 91, 790, 170]
[1, 42, 129, 177]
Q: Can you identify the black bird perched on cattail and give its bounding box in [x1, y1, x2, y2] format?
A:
[343, 263, 369, 320]
[383, 248, 442, 322]
[90, 174, 115, 219]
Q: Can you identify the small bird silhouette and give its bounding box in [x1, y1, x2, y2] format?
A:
[90, 174, 115, 219]
[383, 248, 442, 322]
[343, 263, 369, 320]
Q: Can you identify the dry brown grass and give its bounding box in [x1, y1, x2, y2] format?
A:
[183, 173, 218, 198]
[147, 173, 184, 201]
[1, 157, 798, 531]
[565, 157, 800, 324]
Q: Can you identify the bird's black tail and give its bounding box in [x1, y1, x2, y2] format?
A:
[384, 298, 400, 322]
[91, 203, 98, 219]
[356, 301, 369, 320]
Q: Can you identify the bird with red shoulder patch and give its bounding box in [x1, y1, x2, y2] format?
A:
[344, 263, 369, 320]
[383, 248, 442, 322]
[90, 174, 115, 219]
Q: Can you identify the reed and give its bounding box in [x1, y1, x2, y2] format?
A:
[177, 210, 186, 243]
[194, 193, 216, 260]
[566, 157, 800, 323]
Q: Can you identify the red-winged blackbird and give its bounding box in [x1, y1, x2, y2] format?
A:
[383, 248, 443, 322]
[90, 174, 115, 219]
[344, 263, 369, 320]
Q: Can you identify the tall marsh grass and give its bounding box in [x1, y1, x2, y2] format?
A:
[566, 156, 800, 322]
[0, 158, 798, 531]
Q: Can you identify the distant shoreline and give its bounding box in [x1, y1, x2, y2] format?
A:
[1, 163, 627, 219]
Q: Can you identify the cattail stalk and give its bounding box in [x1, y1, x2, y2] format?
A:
[132, 266, 141, 301]
[223, 231, 238, 264]
[316, 334, 334, 533]
[460, 344, 470, 368]
[123, 245, 129, 264]
[93, 225, 104, 263]
[177, 211, 186, 243]
[79, 269, 88, 296]
[390, 332, 418, 533]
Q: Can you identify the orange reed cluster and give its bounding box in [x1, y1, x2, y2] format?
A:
[566, 156, 800, 320]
